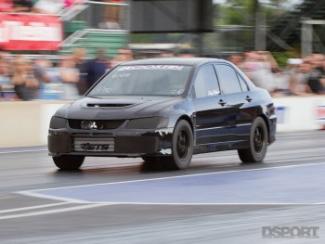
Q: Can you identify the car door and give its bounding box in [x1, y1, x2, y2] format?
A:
[214, 63, 253, 142]
[192, 64, 234, 145]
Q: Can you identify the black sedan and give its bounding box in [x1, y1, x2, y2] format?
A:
[48, 58, 276, 170]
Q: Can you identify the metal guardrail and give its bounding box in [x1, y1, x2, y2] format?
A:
[62, 28, 128, 48]
[60, 1, 129, 50]
[65, 1, 129, 30]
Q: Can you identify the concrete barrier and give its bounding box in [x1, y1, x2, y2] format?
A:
[0, 96, 325, 148]
[0, 101, 65, 147]
[275, 96, 325, 132]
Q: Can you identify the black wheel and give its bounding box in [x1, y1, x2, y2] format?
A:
[167, 120, 194, 169]
[238, 117, 268, 164]
[52, 155, 85, 171]
[141, 120, 193, 170]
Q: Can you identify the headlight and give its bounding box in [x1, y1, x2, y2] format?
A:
[49, 116, 67, 129]
[126, 117, 168, 129]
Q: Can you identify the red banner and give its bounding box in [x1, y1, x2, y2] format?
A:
[0, 0, 13, 12]
[0, 13, 62, 51]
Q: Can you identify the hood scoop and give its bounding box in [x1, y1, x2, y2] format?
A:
[87, 103, 133, 108]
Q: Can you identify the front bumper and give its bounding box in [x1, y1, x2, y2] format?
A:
[48, 128, 173, 157]
[268, 115, 277, 144]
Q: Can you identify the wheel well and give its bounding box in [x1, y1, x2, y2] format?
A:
[177, 115, 194, 132]
[259, 114, 271, 143]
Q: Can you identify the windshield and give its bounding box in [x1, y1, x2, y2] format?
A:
[88, 65, 192, 97]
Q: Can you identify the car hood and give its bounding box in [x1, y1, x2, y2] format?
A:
[56, 96, 184, 120]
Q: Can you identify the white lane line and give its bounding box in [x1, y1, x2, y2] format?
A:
[0, 203, 109, 220]
[20, 191, 95, 204]
[0, 202, 70, 214]
[0, 149, 47, 154]
[67, 202, 325, 206]
[18, 161, 325, 195]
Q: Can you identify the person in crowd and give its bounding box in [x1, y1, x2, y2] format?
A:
[33, 57, 52, 84]
[228, 53, 244, 68]
[99, 1, 121, 29]
[241, 51, 276, 93]
[0, 55, 11, 99]
[306, 54, 325, 94]
[72, 48, 88, 95]
[159, 50, 175, 58]
[33, 57, 55, 99]
[284, 58, 307, 95]
[12, 0, 34, 12]
[177, 49, 195, 58]
[59, 55, 80, 100]
[0, 52, 14, 100]
[111, 48, 133, 66]
[11, 56, 39, 101]
[84, 49, 110, 90]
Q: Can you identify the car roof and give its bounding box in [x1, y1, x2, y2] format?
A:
[121, 57, 227, 66]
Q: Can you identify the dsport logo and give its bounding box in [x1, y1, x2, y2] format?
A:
[262, 226, 319, 239]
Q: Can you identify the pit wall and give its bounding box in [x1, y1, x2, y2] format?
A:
[1, 96, 325, 148]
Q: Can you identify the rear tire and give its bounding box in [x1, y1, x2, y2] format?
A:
[238, 117, 268, 164]
[52, 155, 85, 171]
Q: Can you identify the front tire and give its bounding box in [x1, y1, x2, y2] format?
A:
[142, 120, 193, 170]
[167, 120, 194, 170]
[238, 117, 268, 164]
[52, 155, 85, 171]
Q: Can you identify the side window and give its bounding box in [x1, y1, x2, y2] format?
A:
[237, 73, 249, 92]
[194, 65, 220, 98]
[215, 64, 242, 94]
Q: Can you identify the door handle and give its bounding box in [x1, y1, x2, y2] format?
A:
[245, 96, 252, 102]
[218, 99, 226, 106]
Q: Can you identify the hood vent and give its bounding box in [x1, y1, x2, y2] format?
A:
[87, 103, 133, 108]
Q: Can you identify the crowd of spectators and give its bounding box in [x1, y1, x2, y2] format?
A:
[0, 0, 85, 14]
[0, 48, 324, 101]
[229, 51, 325, 96]
[0, 48, 134, 101]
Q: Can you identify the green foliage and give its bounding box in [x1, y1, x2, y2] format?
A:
[217, 0, 257, 25]
[272, 51, 299, 67]
[217, 0, 289, 25]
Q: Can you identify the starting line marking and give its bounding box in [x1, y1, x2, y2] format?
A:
[0, 203, 109, 220]
[0, 202, 70, 215]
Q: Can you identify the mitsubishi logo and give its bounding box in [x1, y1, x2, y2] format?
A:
[81, 120, 99, 130]
[89, 121, 98, 129]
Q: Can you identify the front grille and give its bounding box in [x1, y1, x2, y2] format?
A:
[74, 137, 115, 152]
[69, 119, 125, 130]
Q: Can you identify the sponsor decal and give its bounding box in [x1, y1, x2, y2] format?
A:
[275, 106, 286, 124]
[316, 105, 325, 121]
[118, 65, 185, 71]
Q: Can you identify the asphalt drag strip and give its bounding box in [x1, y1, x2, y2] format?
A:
[19, 161, 325, 205]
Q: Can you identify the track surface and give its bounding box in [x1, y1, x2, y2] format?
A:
[0, 131, 325, 243]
